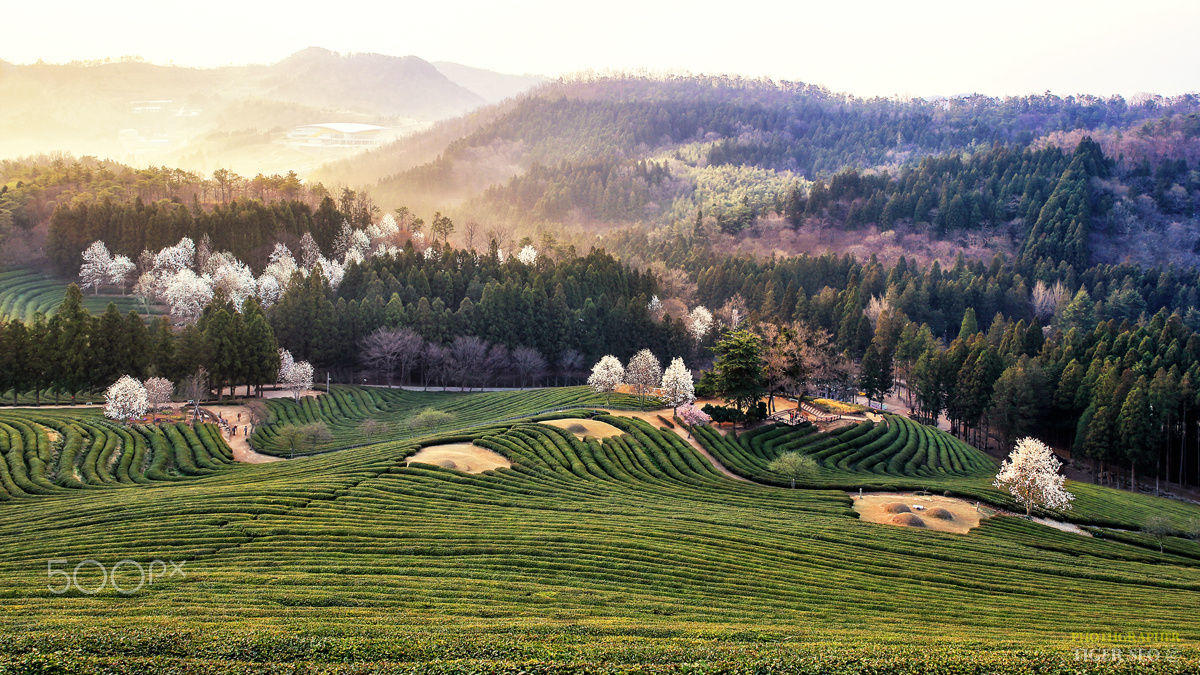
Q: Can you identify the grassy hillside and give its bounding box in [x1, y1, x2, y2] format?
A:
[0, 387, 1196, 670]
[0, 267, 155, 322]
[0, 408, 231, 497]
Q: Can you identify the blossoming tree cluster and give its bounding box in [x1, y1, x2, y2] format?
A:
[587, 351, 699, 416]
[104, 375, 149, 423]
[84, 215, 414, 324]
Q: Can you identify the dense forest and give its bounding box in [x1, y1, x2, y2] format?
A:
[268, 246, 691, 371]
[0, 156, 389, 274]
[0, 285, 278, 402]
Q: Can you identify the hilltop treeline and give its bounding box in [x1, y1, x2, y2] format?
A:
[48, 198, 335, 274]
[0, 286, 279, 402]
[359, 74, 1198, 229]
[370, 76, 1194, 190]
[0, 156, 366, 271]
[268, 246, 690, 370]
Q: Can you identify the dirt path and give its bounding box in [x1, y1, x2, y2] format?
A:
[597, 407, 751, 483]
[204, 404, 281, 464]
[678, 431, 752, 483]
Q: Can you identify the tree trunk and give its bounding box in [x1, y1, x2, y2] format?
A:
[1180, 409, 1187, 488]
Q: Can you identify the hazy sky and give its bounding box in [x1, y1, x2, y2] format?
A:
[6, 0, 1198, 97]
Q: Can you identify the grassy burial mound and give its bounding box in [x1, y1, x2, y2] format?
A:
[0, 267, 152, 322]
[0, 393, 1196, 670]
[249, 385, 646, 457]
[853, 492, 985, 534]
[540, 417, 624, 439]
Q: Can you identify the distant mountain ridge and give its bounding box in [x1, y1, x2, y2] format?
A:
[0, 48, 543, 174]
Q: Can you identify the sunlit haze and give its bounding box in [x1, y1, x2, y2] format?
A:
[7, 0, 1199, 97]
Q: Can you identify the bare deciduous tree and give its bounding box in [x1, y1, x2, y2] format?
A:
[360, 327, 424, 385]
[179, 367, 209, 424]
[512, 347, 547, 389]
[463, 220, 480, 252]
[484, 343, 511, 387]
[421, 343, 447, 390]
[1031, 280, 1067, 321]
[558, 349, 584, 386]
[448, 336, 489, 391]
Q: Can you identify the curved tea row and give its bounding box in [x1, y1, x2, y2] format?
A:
[0, 409, 232, 500]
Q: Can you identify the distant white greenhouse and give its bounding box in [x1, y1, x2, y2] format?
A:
[286, 122, 391, 148]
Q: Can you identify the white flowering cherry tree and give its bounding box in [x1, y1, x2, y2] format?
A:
[587, 355, 625, 404]
[994, 437, 1075, 516]
[516, 245, 538, 265]
[278, 348, 315, 401]
[686, 306, 713, 342]
[143, 377, 175, 413]
[104, 376, 149, 424]
[79, 241, 113, 294]
[625, 349, 662, 407]
[660, 357, 694, 413]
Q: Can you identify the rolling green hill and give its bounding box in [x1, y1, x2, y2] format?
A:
[0, 388, 1196, 671]
[249, 385, 651, 456]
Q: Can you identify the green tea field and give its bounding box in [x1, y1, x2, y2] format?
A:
[0, 387, 1197, 672]
[0, 267, 154, 322]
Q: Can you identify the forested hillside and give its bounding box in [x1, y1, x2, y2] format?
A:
[0, 156, 370, 272]
[323, 76, 1192, 229]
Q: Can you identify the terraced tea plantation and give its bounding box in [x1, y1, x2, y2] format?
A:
[698, 415, 1200, 530]
[251, 385, 650, 456]
[0, 267, 153, 322]
[0, 408, 232, 499]
[0, 388, 1197, 672]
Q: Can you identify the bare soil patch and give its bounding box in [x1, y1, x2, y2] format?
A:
[408, 443, 511, 473]
[852, 492, 985, 534]
[542, 418, 624, 439]
[205, 403, 281, 464]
